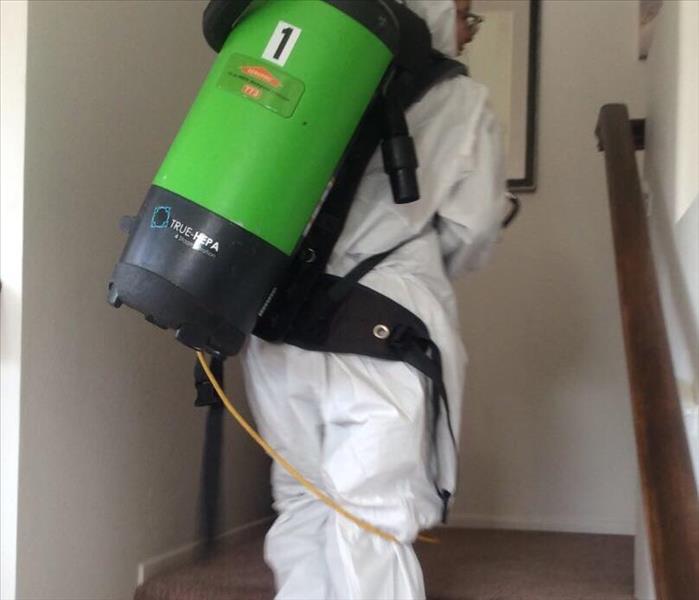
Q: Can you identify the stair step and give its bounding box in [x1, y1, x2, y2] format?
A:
[134, 536, 273, 600]
[135, 528, 634, 600]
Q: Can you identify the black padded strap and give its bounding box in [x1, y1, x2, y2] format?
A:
[388, 0, 433, 73]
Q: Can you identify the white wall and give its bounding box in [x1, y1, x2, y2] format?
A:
[636, 2, 699, 597]
[645, 0, 699, 388]
[654, 0, 699, 223]
[1, 3, 28, 598]
[451, 0, 644, 534]
[16, 2, 270, 599]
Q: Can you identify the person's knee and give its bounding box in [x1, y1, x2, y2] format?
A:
[321, 427, 439, 539]
[323, 418, 426, 498]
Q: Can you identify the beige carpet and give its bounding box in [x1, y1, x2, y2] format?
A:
[135, 528, 634, 600]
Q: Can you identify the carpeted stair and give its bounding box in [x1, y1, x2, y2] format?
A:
[135, 528, 634, 600]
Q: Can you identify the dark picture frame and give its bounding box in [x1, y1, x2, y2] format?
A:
[462, 0, 541, 192]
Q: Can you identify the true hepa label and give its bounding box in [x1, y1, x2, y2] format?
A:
[150, 205, 220, 258]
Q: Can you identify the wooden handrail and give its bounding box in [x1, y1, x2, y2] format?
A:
[596, 104, 699, 600]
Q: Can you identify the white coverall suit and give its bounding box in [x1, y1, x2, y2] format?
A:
[241, 1, 507, 598]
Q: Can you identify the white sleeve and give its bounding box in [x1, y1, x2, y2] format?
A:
[434, 100, 507, 279]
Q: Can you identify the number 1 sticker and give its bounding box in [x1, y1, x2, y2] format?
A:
[262, 21, 302, 67]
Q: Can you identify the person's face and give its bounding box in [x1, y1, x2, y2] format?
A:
[454, 0, 481, 53]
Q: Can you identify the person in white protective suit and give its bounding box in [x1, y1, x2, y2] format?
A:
[241, 0, 506, 598]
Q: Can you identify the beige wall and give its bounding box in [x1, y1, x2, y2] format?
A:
[16, 2, 270, 599]
[450, 0, 645, 534]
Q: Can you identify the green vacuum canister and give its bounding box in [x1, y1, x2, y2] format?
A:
[108, 0, 424, 356]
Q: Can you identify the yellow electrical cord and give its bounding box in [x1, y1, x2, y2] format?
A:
[196, 351, 438, 545]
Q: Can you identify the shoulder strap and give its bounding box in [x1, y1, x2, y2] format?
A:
[392, 51, 467, 108]
[254, 55, 466, 342]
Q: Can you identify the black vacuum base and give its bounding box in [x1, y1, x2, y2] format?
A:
[108, 186, 291, 357]
[108, 263, 245, 356]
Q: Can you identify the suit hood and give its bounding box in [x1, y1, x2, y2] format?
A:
[402, 0, 458, 57]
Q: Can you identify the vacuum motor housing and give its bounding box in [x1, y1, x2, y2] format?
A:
[108, 0, 400, 356]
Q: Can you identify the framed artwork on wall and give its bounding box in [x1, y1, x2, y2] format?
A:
[459, 0, 541, 192]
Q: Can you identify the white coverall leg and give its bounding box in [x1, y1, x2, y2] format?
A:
[243, 338, 440, 599]
[241, 1, 507, 598]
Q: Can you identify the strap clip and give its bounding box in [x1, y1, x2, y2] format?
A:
[194, 357, 224, 408]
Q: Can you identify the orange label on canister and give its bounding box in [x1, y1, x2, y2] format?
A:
[219, 53, 305, 118]
[241, 66, 282, 88]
